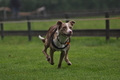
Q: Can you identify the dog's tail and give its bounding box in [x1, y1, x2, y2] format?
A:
[38, 35, 45, 43]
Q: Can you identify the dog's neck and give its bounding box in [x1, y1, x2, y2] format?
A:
[57, 34, 69, 44]
[56, 29, 70, 44]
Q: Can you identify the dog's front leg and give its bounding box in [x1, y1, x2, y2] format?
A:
[58, 51, 65, 68]
[64, 50, 72, 65]
[50, 48, 55, 65]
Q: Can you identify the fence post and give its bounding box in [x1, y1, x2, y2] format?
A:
[27, 16, 32, 41]
[0, 19, 4, 40]
[65, 13, 69, 23]
[105, 12, 110, 41]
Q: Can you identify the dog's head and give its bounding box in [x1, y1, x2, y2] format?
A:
[56, 20, 75, 37]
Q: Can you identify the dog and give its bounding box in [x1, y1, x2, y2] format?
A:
[39, 20, 75, 68]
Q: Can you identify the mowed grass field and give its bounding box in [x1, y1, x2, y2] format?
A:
[0, 17, 120, 80]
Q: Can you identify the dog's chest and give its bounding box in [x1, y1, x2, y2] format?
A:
[54, 39, 65, 47]
[52, 37, 69, 51]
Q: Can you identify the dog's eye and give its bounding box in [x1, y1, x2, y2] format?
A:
[69, 27, 72, 29]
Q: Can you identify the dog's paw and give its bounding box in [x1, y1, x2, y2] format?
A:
[51, 63, 54, 65]
[46, 57, 50, 61]
[68, 62, 72, 65]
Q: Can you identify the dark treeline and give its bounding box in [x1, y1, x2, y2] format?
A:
[0, 0, 120, 12]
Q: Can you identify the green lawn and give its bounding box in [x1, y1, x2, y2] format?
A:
[0, 16, 120, 80]
[0, 36, 120, 80]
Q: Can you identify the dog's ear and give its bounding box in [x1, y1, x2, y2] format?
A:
[57, 20, 62, 26]
[69, 21, 75, 26]
[57, 21, 62, 29]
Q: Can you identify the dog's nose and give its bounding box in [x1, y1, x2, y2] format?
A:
[69, 31, 73, 35]
[69, 31, 72, 34]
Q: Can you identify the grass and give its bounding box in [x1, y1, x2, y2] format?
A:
[0, 36, 120, 80]
[0, 16, 120, 80]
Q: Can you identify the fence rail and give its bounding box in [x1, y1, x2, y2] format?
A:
[0, 12, 120, 41]
[1, 29, 120, 36]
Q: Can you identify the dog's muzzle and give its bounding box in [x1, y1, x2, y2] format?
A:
[65, 31, 73, 37]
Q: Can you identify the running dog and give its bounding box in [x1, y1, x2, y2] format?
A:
[39, 20, 75, 68]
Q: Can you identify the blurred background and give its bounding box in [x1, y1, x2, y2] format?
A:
[0, 0, 120, 20]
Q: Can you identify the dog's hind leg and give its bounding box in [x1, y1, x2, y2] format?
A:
[42, 45, 50, 62]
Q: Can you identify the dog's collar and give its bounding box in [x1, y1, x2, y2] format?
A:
[51, 28, 70, 50]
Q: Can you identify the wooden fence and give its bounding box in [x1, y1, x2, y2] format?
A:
[0, 12, 120, 41]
